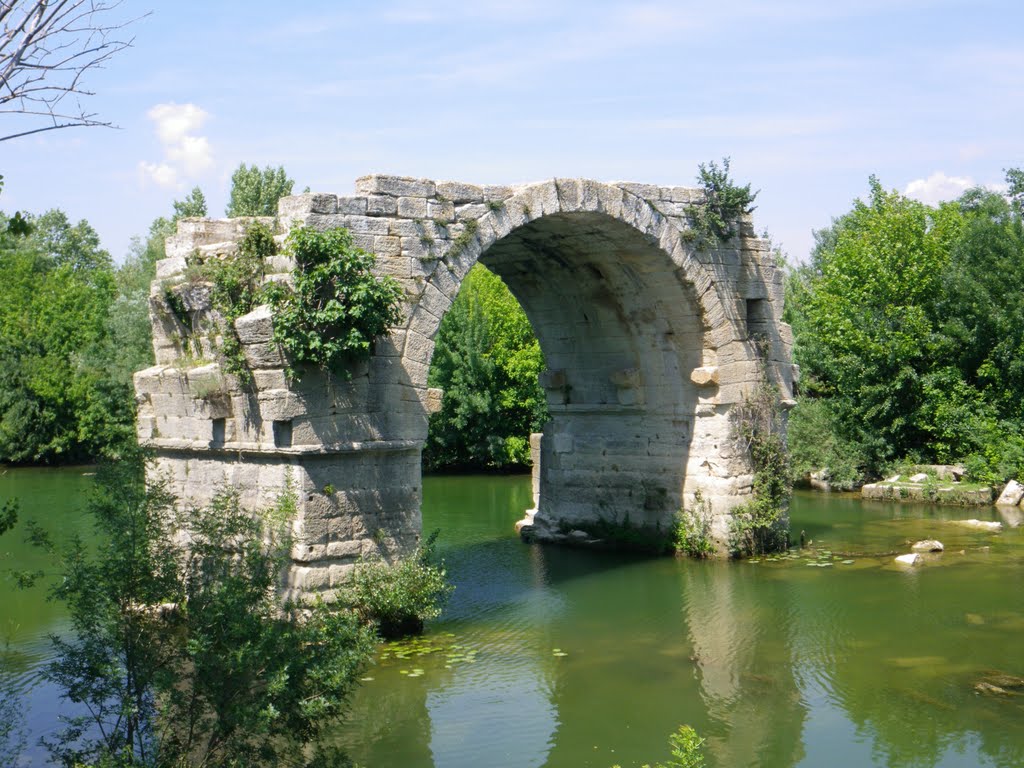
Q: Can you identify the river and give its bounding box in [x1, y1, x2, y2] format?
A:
[2, 468, 1023, 767]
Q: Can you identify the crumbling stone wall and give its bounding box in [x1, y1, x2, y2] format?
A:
[134, 175, 794, 599]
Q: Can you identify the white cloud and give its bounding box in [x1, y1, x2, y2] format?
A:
[139, 102, 213, 188]
[137, 161, 179, 188]
[904, 171, 975, 206]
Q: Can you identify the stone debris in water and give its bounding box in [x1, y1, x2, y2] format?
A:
[895, 553, 921, 566]
[952, 519, 1002, 531]
[911, 539, 944, 552]
[995, 479, 1024, 507]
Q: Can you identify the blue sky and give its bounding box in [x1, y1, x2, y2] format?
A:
[3, 0, 1022, 263]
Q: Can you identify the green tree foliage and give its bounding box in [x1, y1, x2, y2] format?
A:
[788, 171, 1024, 481]
[172, 185, 208, 220]
[425, 263, 547, 470]
[14, 451, 376, 767]
[0, 210, 126, 463]
[790, 178, 964, 470]
[226, 163, 295, 217]
[0, 183, 218, 465]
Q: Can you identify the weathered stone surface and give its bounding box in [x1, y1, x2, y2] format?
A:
[138, 174, 794, 599]
[911, 539, 944, 552]
[690, 366, 719, 387]
[355, 174, 435, 198]
[996, 479, 1024, 506]
[234, 304, 275, 345]
[895, 553, 922, 566]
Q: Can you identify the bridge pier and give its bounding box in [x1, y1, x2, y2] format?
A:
[134, 176, 794, 598]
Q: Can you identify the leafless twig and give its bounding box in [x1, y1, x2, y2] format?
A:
[0, 0, 144, 142]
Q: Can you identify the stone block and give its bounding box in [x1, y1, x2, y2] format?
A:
[242, 340, 286, 369]
[483, 184, 513, 200]
[397, 196, 428, 218]
[425, 388, 443, 414]
[252, 369, 288, 391]
[336, 196, 367, 215]
[437, 181, 483, 203]
[427, 199, 455, 221]
[258, 389, 307, 420]
[278, 193, 339, 216]
[404, 329, 434, 365]
[355, 175, 435, 198]
[234, 304, 275, 345]
[366, 195, 398, 215]
[373, 235, 402, 258]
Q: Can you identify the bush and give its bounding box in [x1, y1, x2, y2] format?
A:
[347, 531, 454, 639]
[730, 380, 791, 556]
[673, 491, 715, 558]
[612, 725, 706, 768]
[5, 450, 377, 768]
[269, 226, 404, 379]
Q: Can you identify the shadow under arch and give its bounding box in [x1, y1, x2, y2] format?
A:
[393, 178, 786, 540]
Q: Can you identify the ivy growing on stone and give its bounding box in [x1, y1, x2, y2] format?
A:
[684, 157, 758, 246]
[266, 226, 404, 380]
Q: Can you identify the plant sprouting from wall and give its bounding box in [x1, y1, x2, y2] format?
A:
[685, 157, 758, 246]
[171, 222, 403, 382]
[266, 226, 404, 379]
[729, 364, 791, 556]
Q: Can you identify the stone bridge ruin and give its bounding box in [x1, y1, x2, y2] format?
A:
[133, 175, 795, 598]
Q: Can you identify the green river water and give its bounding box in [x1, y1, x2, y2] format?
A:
[2, 468, 1023, 767]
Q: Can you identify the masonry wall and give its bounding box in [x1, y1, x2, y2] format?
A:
[134, 175, 795, 598]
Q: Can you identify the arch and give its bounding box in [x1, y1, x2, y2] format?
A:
[135, 175, 794, 597]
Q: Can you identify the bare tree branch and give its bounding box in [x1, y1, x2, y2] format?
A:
[0, 0, 145, 142]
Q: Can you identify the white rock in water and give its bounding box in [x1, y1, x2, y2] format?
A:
[895, 553, 922, 566]
[911, 539, 944, 552]
[909, 473, 929, 483]
[995, 479, 1024, 507]
[953, 519, 1003, 531]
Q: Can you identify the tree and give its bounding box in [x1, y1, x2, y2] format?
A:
[0, 0, 141, 142]
[13, 451, 377, 767]
[791, 178, 963, 470]
[172, 185, 207, 220]
[786, 170, 1024, 480]
[225, 163, 294, 217]
[0, 209, 127, 463]
[425, 264, 547, 470]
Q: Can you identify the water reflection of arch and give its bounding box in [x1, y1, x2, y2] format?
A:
[681, 561, 806, 767]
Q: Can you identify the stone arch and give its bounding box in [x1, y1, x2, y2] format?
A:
[379, 179, 780, 543]
[134, 175, 794, 597]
